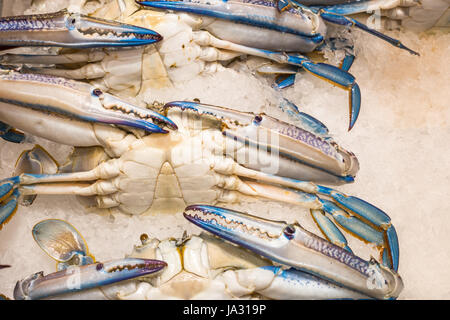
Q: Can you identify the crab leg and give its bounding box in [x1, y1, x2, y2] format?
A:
[214, 158, 398, 269]
[191, 32, 361, 130]
[184, 205, 403, 299]
[277, 0, 419, 55]
[140, 0, 362, 129]
[138, 0, 327, 52]
[0, 72, 177, 227]
[13, 258, 166, 300]
[305, 0, 420, 15]
[32, 219, 96, 271]
[0, 121, 25, 143]
[0, 9, 162, 48]
[165, 101, 359, 182]
[278, 99, 331, 138]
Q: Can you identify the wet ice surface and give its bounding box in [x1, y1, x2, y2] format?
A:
[0, 26, 449, 299]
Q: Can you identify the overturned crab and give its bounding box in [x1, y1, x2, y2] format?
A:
[12, 218, 399, 299]
[0, 70, 399, 278]
[0, 0, 426, 129]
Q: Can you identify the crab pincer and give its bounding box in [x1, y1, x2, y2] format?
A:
[0, 9, 162, 48]
[14, 258, 167, 300]
[184, 204, 403, 300]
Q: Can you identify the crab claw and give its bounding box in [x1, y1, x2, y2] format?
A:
[33, 219, 95, 270]
[0, 71, 177, 136]
[164, 101, 357, 183]
[0, 265, 10, 269]
[184, 205, 403, 300]
[13, 258, 166, 300]
[0, 9, 162, 48]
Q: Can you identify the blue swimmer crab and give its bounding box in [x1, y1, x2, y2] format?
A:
[0, 69, 400, 301]
[8, 217, 401, 299]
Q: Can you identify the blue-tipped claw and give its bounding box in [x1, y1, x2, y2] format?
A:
[13, 258, 167, 300]
[184, 204, 403, 299]
[0, 72, 177, 134]
[0, 10, 162, 48]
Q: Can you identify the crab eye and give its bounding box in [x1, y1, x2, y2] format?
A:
[283, 224, 296, 240]
[254, 115, 263, 123]
[96, 263, 104, 271]
[66, 15, 77, 29]
[92, 88, 103, 97]
[140, 233, 149, 244]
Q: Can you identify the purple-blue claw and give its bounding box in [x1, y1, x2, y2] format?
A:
[13, 258, 166, 300]
[0, 71, 177, 135]
[0, 9, 162, 48]
[184, 204, 403, 300]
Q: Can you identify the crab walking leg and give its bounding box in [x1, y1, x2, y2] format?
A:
[0, 50, 107, 66]
[226, 176, 397, 271]
[0, 9, 162, 48]
[276, 0, 419, 55]
[0, 162, 124, 225]
[203, 153, 398, 269]
[184, 205, 403, 299]
[13, 258, 167, 300]
[0, 48, 148, 92]
[190, 31, 361, 130]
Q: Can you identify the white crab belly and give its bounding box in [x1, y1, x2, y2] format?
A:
[106, 130, 224, 215]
